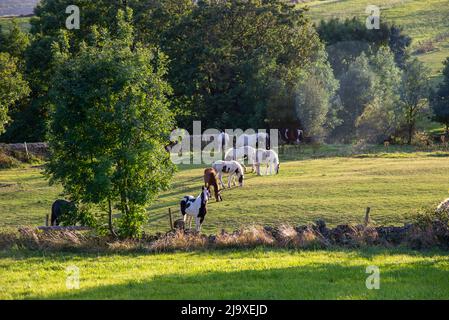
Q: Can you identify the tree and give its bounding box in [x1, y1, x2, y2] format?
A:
[317, 17, 411, 73]
[399, 58, 431, 144]
[0, 52, 30, 134]
[162, 0, 322, 129]
[335, 53, 376, 142]
[294, 48, 340, 141]
[0, 19, 30, 64]
[355, 46, 402, 142]
[432, 57, 449, 133]
[46, 10, 175, 238]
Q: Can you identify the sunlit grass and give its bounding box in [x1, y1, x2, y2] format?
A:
[1, 247, 448, 299]
[2, 149, 449, 234]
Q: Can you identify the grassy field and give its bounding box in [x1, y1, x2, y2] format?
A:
[2, 149, 449, 300]
[1, 247, 449, 299]
[1, 149, 449, 234]
[303, 0, 449, 80]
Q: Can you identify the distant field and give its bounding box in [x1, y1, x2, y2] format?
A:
[303, 0, 449, 80]
[1, 247, 449, 299]
[1, 149, 449, 233]
[0, 0, 38, 17]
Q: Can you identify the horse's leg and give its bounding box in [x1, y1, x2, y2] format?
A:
[219, 173, 225, 188]
[195, 217, 200, 232]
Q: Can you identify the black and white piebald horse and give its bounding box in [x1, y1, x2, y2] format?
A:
[279, 128, 303, 145]
[212, 160, 245, 188]
[180, 186, 210, 232]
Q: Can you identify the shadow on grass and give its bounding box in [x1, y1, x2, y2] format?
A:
[27, 252, 449, 299]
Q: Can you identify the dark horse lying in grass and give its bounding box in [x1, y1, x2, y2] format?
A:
[51, 199, 75, 226]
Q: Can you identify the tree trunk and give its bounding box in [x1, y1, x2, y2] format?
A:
[108, 199, 117, 238]
[407, 122, 413, 145]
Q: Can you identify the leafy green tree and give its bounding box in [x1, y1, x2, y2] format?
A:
[294, 48, 340, 141]
[399, 58, 431, 144]
[0, 52, 30, 134]
[335, 53, 376, 142]
[163, 0, 322, 129]
[0, 19, 30, 65]
[317, 17, 411, 73]
[46, 10, 175, 238]
[355, 46, 402, 142]
[432, 58, 449, 133]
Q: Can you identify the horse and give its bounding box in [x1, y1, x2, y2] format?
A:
[180, 186, 210, 232]
[224, 146, 257, 172]
[279, 128, 303, 145]
[51, 199, 75, 226]
[204, 168, 222, 202]
[212, 160, 245, 188]
[236, 132, 270, 149]
[255, 149, 280, 175]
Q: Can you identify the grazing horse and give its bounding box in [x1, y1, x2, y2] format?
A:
[224, 146, 257, 172]
[204, 168, 222, 202]
[255, 149, 280, 175]
[212, 160, 245, 188]
[180, 186, 210, 232]
[236, 132, 270, 149]
[279, 128, 303, 145]
[51, 199, 75, 226]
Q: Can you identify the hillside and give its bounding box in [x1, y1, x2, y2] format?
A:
[302, 0, 449, 80]
[0, 0, 38, 17]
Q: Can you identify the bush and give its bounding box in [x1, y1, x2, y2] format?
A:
[0, 152, 20, 169]
[406, 208, 449, 249]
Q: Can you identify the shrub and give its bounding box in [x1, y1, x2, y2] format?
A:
[406, 208, 449, 249]
[0, 151, 20, 169]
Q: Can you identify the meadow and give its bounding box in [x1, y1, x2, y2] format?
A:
[1, 147, 449, 234]
[1, 247, 449, 299]
[1, 147, 449, 299]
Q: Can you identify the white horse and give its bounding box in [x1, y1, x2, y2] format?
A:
[236, 132, 269, 148]
[224, 146, 257, 172]
[436, 198, 449, 213]
[180, 186, 210, 232]
[255, 149, 280, 175]
[212, 160, 245, 188]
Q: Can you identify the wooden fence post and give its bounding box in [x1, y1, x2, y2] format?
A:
[24, 142, 30, 160]
[168, 208, 173, 230]
[364, 207, 371, 226]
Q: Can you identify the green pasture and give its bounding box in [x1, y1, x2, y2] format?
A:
[1, 247, 448, 299]
[1, 148, 449, 234]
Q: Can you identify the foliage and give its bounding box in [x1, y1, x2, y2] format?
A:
[399, 58, 431, 144]
[162, 0, 322, 129]
[317, 17, 411, 74]
[0, 151, 21, 169]
[431, 58, 449, 132]
[0, 52, 30, 134]
[45, 10, 175, 238]
[355, 47, 402, 143]
[294, 47, 340, 141]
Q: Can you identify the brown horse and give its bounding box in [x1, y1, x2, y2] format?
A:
[204, 168, 222, 202]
